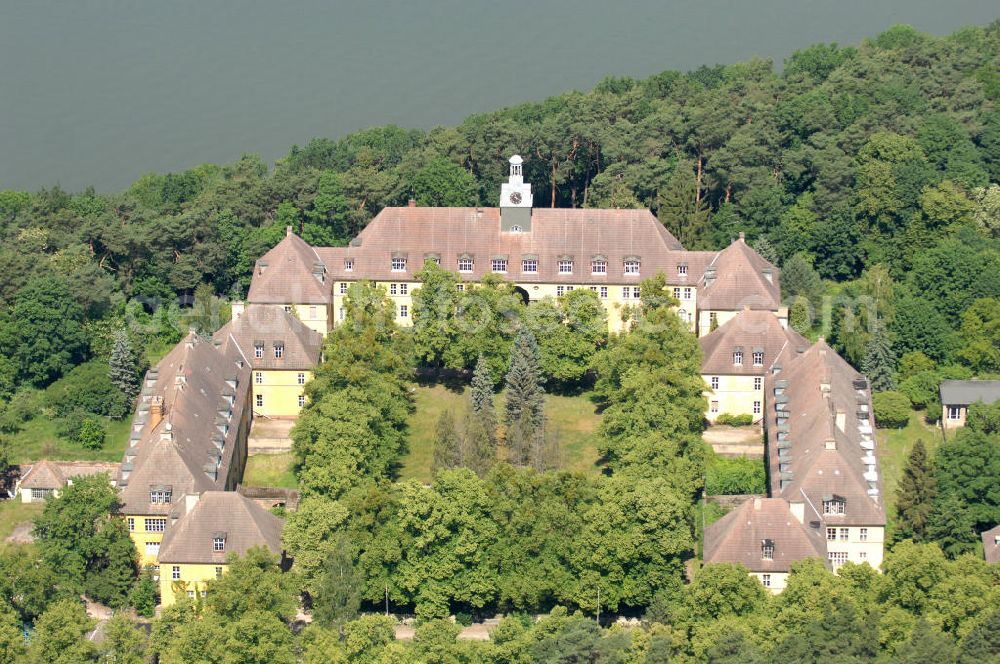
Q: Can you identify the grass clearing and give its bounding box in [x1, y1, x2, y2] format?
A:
[399, 384, 602, 483]
[243, 453, 298, 489]
[0, 500, 43, 547]
[8, 416, 131, 465]
[876, 408, 943, 525]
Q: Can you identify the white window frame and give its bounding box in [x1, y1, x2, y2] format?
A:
[213, 537, 225, 552]
[390, 283, 398, 296]
[558, 259, 573, 275]
[146, 518, 167, 533]
[761, 542, 774, 560]
[391, 257, 406, 272]
[127, 517, 135, 532]
[556, 286, 565, 297]
[754, 377, 762, 391]
[344, 259, 354, 272]
[297, 373, 305, 385]
[762, 573, 771, 588]
[274, 344, 283, 359]
[823, 499, 846, 515]
[309, 305, 317, 319]
[458, 258, 474, 273]
[828, 551, 848, 568]
[591, 260, 607, 275]
[298, 395, 306, 408]
[753, 351, 764, 366]
[632, 287, 640, 299]
[145, 542, 160, 556]
[256, 393, 264, 408]
[254, 372, 263, 385]
[839, 527, 849, 541]
[622, 287, 631, 299]
[491, 258, 507, 273]
[623, 260, 640, 275]
[733, 351, 743, 366]
[254, 344, 263, 359]
[710, 400, 719, 413]
[172, 566, 181, 580]
[946, 406, 962, 420]
[522, 259, 538, 274]
[683, 287, 692, 300]
[710, 376, 719, 390]
[859, 527, 868, 542]
[339, 283, 348, 295]
[399, 304, 408, 318]
[599, 286, 608, 299]
[400, 283, 408, 295]
[677, 264, 688, 277]
[753, 400, 761, 415]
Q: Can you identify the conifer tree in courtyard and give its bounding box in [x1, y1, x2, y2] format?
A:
[108, 328, 139, 418]
[894, 439, 937, 542]
[432, 410, 462, 475]
[862, 320, 897, 392]
[464, 356, 498, 475]
[504, 328, 545, 466]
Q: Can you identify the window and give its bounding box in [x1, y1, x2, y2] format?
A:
[274, 343, 283, 359]
[761, 540, 774, 560]
[558, 259, 573, 274]
[711, 400, 719, 413]
[683, 287, 692, 300]
[150, 489, 172, 505]
[762, 574, 771, 588]
[859, 551, 867, 560]
[390, 283, 398, 295]
[672, 287, 681, 300]
[284, 305, 292, 313]
[522, 259, 538, 273]
[400, 283, 408, 295]
[30, 488, 52, 500]
[754, 377, 762, 391]
[297, 373, 306, 385]
[947, 406, 962, 420]
[254, 372, 263, 385]
[491, 258, 507, 273]
[146, 518, 167, 533]
[391, 257, 406, 272]
[254, 343, 263, 359]
[256, 394, 264, 408]
[623, 259, 640, 275]
[709, 312, 718, 326]
[557, 286, 565, 297]
[344, 259, 354, 272]
[828, 551, 849, 568]
[733, 350, 743, 365]
[677, 264, 688, 276]
[213, 537, 225, 552]
[839, 528, 849, 541]
[309, 306, 317, 319]
[458, 257, 474, 272]
[710, 376, 719, 390]
[599, 286, 608, 299]
[753, 400, 761, 415]
[509, 225, 522, 233]
[338, 307, 345, 321]
[187, 591, 195, 600]
[622, 287, 631, 299]
[859, 528, 868, 542]
[589, 286, 598, 294]
[591, 259, 607, 274]
[127, 517, 135, 532]
[678, 309, 690, 323]
[633, 287, 641, 299]
[200, 590, 207, 599]
[340, 283, 348, 295]
[753, 351, 764, 366]
[298, 395, 306, 408]
[145, 542, 159, 557]
[215, 566, 223, 579]
[826, 527, 837, 541]
[172, 566, 181, 580]
[399, 305, 408, 318]
[456, 284, 464, 292]
[823, 497, 846, 515]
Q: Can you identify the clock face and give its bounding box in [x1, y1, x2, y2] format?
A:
[509, 191, 523, 205]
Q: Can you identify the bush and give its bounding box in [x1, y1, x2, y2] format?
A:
[129, 571, 158, 617]
[78, 418, 106, 450]
[706, 456, 766, 495]
[0, 388, 44, 433]
[872, 391, 911, 428]
[899, 371, 940, 409]
[44, 360, 125, 418]
[715, 413, 754, 427]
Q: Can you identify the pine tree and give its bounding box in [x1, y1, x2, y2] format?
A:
[894, 439, 937, 542]
[470, 355, 495, 419]
[926, 493, 977, 559]
[462, 410, 496, 477]
[862, 320, 897, 391]
[431, 410, 462, 475]
[751, 235, 778, 265]
[108, 328, 139, 418]
[504, 328, 545, 467]
[657, 161, 712, 249]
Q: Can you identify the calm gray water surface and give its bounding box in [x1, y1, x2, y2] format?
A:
[1, 0, 997, 192]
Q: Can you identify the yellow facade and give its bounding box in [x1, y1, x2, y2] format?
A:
[703, 374, 764, 424]
[126, 515, 169, 568]
[252, 369, 312, 419]
[290, 303, 330, 337]
[159, 562, 227, 607]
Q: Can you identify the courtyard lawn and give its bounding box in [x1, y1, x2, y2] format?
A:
[876, 408, 943, 525]
[8, 416, 131, 465]
[399, 384, 603, 483]
[243, 453, 298, 489]
[0, 500, 44, 547]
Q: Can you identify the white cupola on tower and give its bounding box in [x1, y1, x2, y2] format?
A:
[500, 155, 533, 232]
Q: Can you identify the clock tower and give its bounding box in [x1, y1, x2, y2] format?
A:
[500, 155, 533, 232]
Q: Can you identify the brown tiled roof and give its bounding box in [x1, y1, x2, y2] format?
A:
[765, 341, 886, 527]
[699, 236, 781, 311]
[157, 491, 283, 564]
[703, 497, 827, 572]
[19, 460, 66, 490]
[118, 333, 251, 515]
[214, 305, 323, 371]
[247, 229, 330, 304]
[313, 206, 701, 284]
[983, 525, 1000, 564]
[699, 309, 809, 376]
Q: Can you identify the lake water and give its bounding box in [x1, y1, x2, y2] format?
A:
[1, 0, 997, 192]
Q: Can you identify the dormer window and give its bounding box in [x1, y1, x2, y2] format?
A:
[344, 259, 354, 272]
[274, 342, 284, 359]
[509, 225, 522, 233]
[761, 539, 774, 560]
[623, 259, 640, 275]
[753, 350, 764, 366]
[522, 258, 538, 274]
[254, 342, 263, 359]
[391, 257, 406, 272]
[558, 259, 573, 275]
[733, 348, 744, 366]
[150, 487, 172, 504]
[677, 264, 688, 277]
[458, 257, 474, 273]
[591, 258, 607, 274]
[491, 258, 507, 273]
[213, 534, 226, 552]
[823, 495, 846, 515]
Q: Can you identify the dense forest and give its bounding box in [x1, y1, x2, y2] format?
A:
[0, 19, 999, 664]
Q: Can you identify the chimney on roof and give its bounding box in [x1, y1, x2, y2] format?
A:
[753, 497, 762, 510]
[286, 225, 292, 237]
[150, 396, 164, 430]
[738, 231, 745, 241]
[407, 198, 416, 208]
[789, 501, 805, 524]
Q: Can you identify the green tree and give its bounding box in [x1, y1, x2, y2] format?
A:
[312, 534, 362, 629]
[889, 620, 957, 664]
[10, 275, 89, 386]
[658, 160, 712, 249]
[0, 600, 24, 664]
[25, 599, 97, 664]
[432, 410, 462, 475]
[862, 320, 897, 391]
[204, 547, 298, 622]
[872, 391, 911, 429]
[77, 416, 107, 450]
[955, 298, 1000, 373]
[894, 440, 937, 542]
[408, 158, 478, 207]
[933, 427, 1000, 533]
[411, 261, 459, 369]
[100, 613, 147, 664]
[958, 609, 1000, 663]
[686, 563, 769, 623]
[464, 356, 498, 476]
[107, 329, 139, 418]
[504, 327, 545, 466]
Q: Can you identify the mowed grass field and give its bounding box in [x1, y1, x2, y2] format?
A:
[243, 452, 298, 489]
[399, 384, 603, 483]
[0, 500, 43, 547]
[8, 416, 132, 465]
[876, 409, 944, 525]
